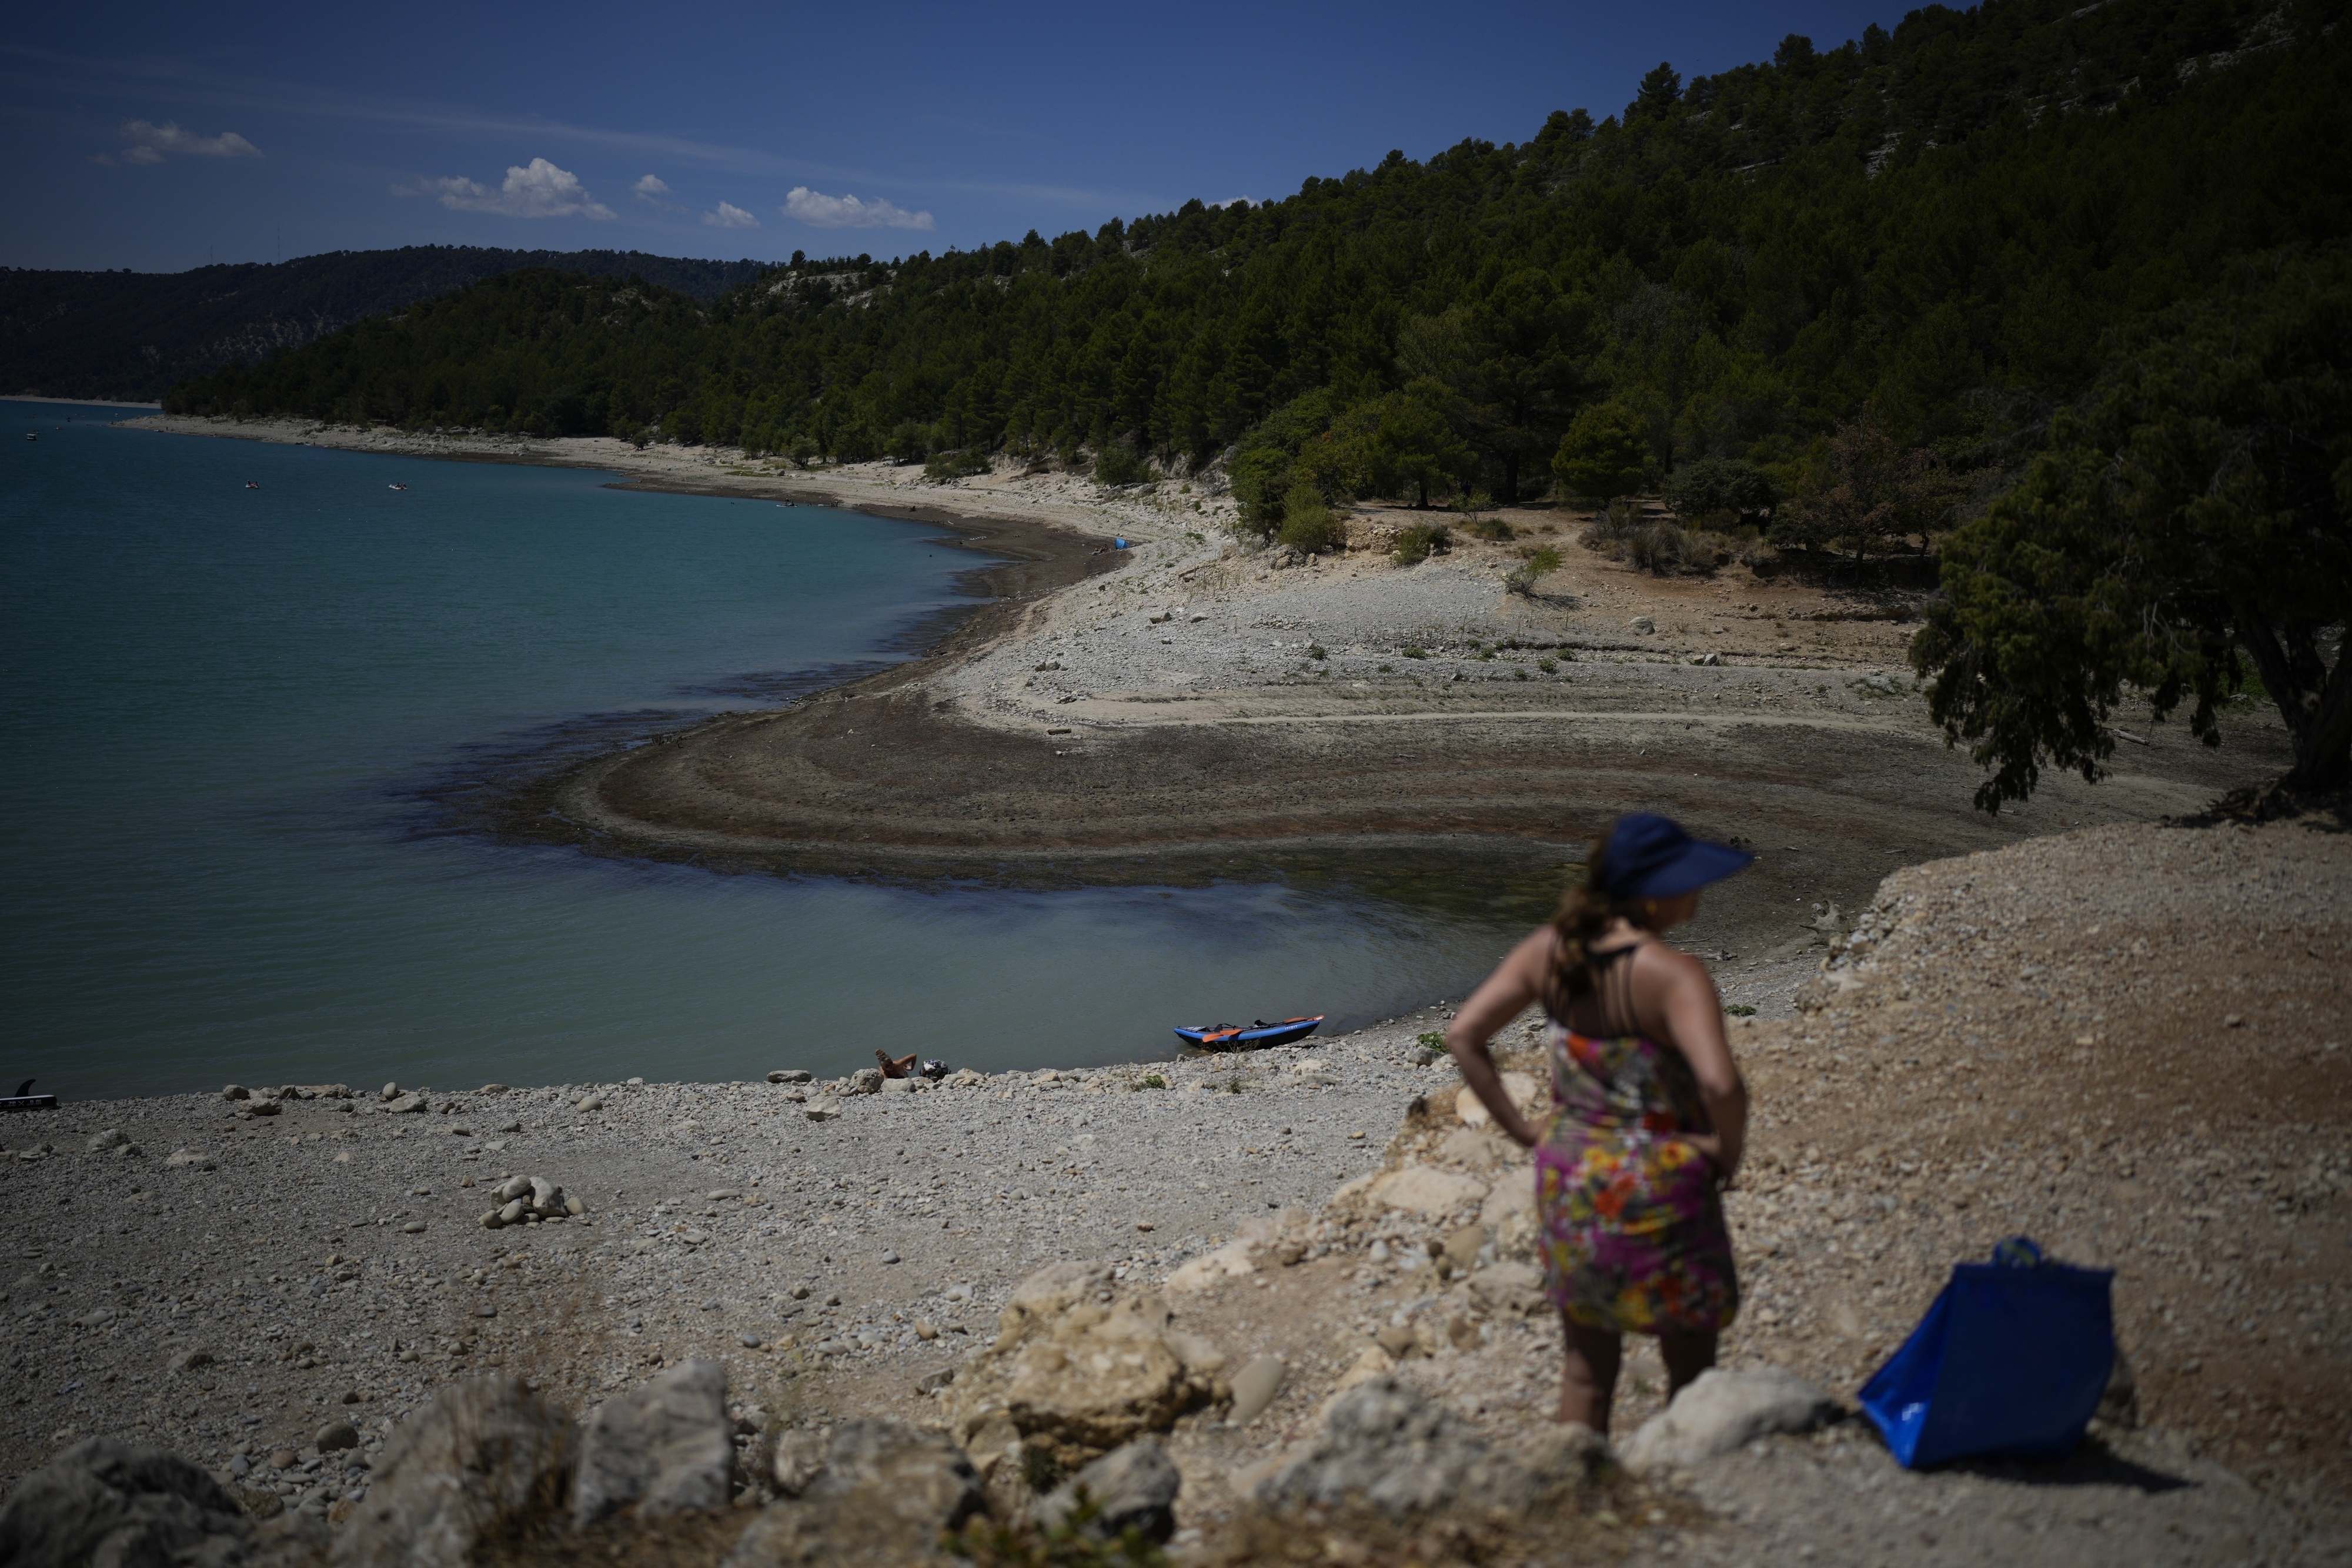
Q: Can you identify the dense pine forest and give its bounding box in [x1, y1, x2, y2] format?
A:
[173, 1, 2344, 502]
[166, 0, 2351, 793]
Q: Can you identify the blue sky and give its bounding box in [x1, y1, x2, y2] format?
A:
[5, 1, 1905, 273]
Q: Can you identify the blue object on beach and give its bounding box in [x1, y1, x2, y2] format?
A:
[1172, 1016, 1324, 1051]
[1114, 537, 1129, 549]
[1859, 1236, 2114, 1469]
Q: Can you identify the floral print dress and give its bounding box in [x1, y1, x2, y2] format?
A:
[1534, 949, 1739, 1335]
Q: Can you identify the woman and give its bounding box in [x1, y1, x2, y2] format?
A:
[1445, 812, 1752, 1435]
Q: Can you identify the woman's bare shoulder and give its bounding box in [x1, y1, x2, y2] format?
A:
[1637, 939, 1716, 987]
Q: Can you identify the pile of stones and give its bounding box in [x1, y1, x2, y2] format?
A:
[477, 1174, 585, 1229]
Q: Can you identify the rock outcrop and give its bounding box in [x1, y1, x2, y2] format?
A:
[1255, 1376, 1601, 1517]
[0, 1437, 263, 1568]
[333, 1376, 574, 1568]
[1618, 1366, 1839, 1473]
[945, 1263, 1228, 1472]
[572, 1359, 733, 1525]
[1030, 1436, 1181, 1544]
[731, 1420, 984, 1565]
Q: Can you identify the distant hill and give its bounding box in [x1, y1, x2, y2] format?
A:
[162, 0, 2348, 517]
[0, 248, 769, 402]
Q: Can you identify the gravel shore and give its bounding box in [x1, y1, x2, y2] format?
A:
[7, 817, 2348, 1563]
[0, 1011, 1447, 1501]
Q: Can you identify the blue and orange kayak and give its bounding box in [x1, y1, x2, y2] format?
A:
[1173, 1016, 1324, 1051]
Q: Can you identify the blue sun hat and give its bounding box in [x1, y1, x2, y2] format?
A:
[1594, 813, 1753, 900]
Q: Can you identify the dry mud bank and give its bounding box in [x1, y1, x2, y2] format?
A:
[5, 818, 2348, 1564]
[551, 492, 2287, 1004]
[564, 507, 2286, 887]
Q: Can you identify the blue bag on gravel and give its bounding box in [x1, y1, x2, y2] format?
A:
[1859, 1236, 2114, 1468]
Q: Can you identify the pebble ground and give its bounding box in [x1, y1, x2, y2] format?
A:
[6, 818, 2348, 1565]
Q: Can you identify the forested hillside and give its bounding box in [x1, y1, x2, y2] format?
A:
[2, 248, 765, 402]
[171, 0, 2346, 523]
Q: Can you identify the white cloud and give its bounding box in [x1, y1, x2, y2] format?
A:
[632, 175, 671, 197]
[783, 186, 935, 231]
[702, 202, 760, 229]
[119, 120, 262, 159]
[402, 158, 616, 220]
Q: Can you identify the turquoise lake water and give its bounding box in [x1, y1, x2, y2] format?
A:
[0, 404, 1525, 1097]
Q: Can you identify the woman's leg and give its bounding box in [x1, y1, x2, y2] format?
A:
[1659, 1330, 1718, 1399]
[1557, 1316, 1622, 1431]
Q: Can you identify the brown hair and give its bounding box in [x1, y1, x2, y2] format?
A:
[1542, 821, 1642, 1018]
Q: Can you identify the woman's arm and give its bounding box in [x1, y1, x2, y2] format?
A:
[1444, 927, 1555, 1148]
[1643, 947, 1748, 1182]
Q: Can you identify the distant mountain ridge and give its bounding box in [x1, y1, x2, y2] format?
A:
[0, 248, 769, 402]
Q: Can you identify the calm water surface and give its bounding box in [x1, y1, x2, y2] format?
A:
[0, 404, 1525, 1097]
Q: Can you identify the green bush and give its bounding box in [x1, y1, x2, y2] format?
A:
[1583, 504, 1730, 576]
[1091, 444, 1152, 487]
[1505, 542, 1565, 597]
[1464, 516, 1514, 541]
[1402, 646, 1427, 658]
[1663, 457, 1777, 525]
[924, 449, 991, 482]
[1392, 523, 1451, 564]
[887, 420, 932, 463]
[1228, 389, 1341, 535]
[1277, 482, 1346, 551]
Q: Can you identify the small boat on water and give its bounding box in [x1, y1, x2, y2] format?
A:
[1173, 1015, 1324, 1051]
[388, 483, 408, 492]
[245, 480, 260, 489]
